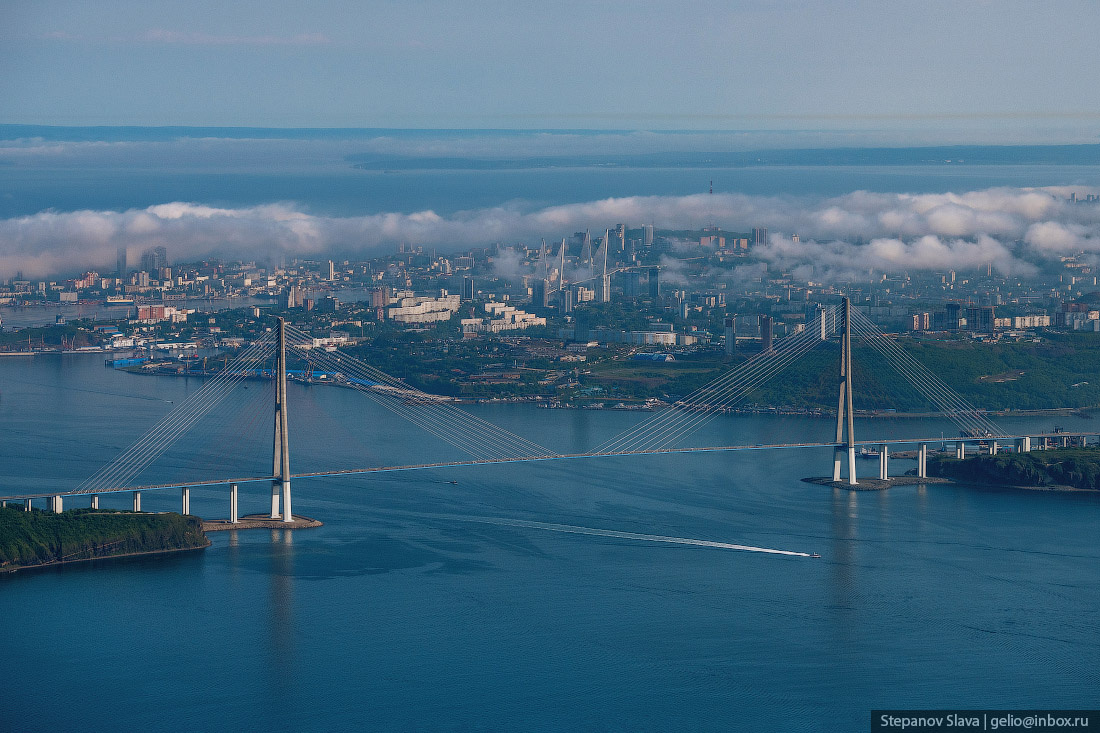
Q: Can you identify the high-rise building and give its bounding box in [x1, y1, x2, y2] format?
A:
[461, 276, 474, 301]
[281, 285, 301, 309]
[648, 267, 660, 299]
[759, 315, 773, 353]
[116, 247, 127, 278]
[724, 317, 736, 355]
[327, 260, 336, 280]
[965, 306, 996, 333]
[945, 302, 962, 330]
[642, 225, 654, 247]
[532, 278, 550, 308]
[140, 246, 168, 272]
[624, 271, 640, 297]
[752, 227, 768, 247]
[370, 287, 392, 308]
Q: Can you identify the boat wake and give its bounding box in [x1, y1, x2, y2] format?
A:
[450, 515, 816, 557]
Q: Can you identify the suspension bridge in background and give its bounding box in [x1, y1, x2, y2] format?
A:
[3, 298, 1096, 519]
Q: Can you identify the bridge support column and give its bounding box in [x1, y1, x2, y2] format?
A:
[833, 297, 858, 486]
[956, 441, 965, 459]
[90, 495, 98, 509]
[989, 441, 998, 455]
[272, 318, 293, 523]
[917, 443, 928, 478]
[51, 495, 63, 513]
[878, 445, 889, 480]
[1016, 437, 1030, 453]
[282, 481, 292, 524]
[181, 487, 190, 516]
[230, 484, 239, 524]
[24, 498, 32, 511]
[133, 491, 141, 512]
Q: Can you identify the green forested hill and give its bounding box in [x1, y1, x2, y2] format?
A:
[746, 333, 1100, 411]
[927, 449, 1100, 490]
[0, 507, 208, 570]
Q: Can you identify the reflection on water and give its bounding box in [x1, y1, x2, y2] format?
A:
[268, 528, 296, 709]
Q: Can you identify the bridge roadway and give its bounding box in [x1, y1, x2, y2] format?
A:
[2, 431, 1095, 502]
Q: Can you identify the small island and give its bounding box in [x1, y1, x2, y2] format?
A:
[927, 448, 1100, 491]
[0, 506, 209, 573]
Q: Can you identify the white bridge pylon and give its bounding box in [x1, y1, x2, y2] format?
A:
[833, 297, 857, 485]
[271, 317, 292, 522]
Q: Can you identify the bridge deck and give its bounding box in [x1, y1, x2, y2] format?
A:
[2, 432, 1090, 501]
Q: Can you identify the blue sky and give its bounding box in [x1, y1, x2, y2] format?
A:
[2, 0, 1099, 136]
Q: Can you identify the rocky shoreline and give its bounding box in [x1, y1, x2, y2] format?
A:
[203, 514, 323, 532]
[1, 538, 211, 575]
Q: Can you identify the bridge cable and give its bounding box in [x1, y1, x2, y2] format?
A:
[595, 307, 834, 453]
[283, 335, 551, 460]
[595, 306, 837, 454]
[848, 309, 1007, 437]
[283, 326, 556, 460]
[74, 332, 278, 493]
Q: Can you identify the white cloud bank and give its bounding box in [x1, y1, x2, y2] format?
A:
[1, 186, 1099, 280]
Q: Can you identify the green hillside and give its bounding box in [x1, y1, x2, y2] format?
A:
[0, 507, 208, 571]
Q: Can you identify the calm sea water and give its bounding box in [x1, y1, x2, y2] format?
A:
[1, 354, 1098, 732]
[5, 163, 1100, 218]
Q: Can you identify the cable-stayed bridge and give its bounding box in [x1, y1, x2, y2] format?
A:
[4, 299, 1095, 517]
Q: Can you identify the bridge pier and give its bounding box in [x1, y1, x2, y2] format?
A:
[50, 495, 63, 513]
[989, 441, 998, 455]
[878, 445, 889, 480]
[1015, 437, 1031, 453]
[181, 487, 190, 516]
[956, 441, 965, 459]
[90, 494, 99, 509]
[282, 481, 293, 525]
[24, 498, 32, 511]
[230, 483, 239, 523]
[133, 491, 141, 512]
[917, 443, 928, 478]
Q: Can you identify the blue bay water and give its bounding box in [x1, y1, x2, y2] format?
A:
[1, 354, 1098, 732]
[5, 164, 1100, 218]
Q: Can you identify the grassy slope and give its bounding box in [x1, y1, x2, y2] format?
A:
[927, 448, 1100, 490]
[0, 507, 208, 570]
